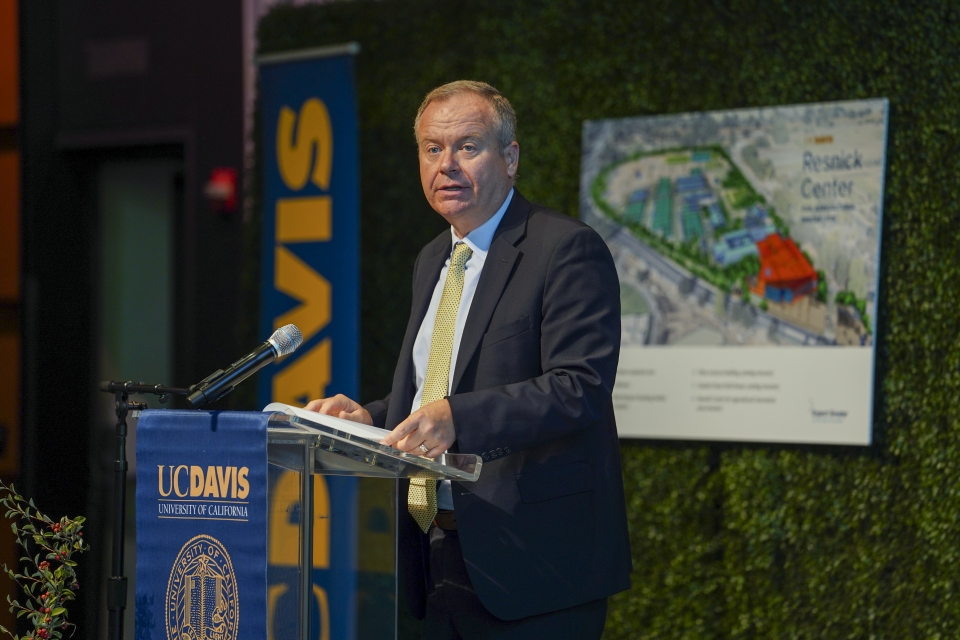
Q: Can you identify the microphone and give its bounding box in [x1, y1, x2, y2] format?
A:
[186, 324, 303, 408]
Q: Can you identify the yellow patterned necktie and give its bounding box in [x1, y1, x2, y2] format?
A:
[408, 242, 473, 533]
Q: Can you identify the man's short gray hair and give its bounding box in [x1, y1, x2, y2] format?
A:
[414, 80, 517, 154]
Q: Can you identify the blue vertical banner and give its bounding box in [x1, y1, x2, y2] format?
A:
[258, 44, 361, 640]
[257, 43, 360, 407]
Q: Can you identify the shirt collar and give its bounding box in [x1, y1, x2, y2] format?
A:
[449, 188, 514, 256]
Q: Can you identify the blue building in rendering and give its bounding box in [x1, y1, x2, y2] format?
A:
[712, 229, 759, 265]
[653, 178, 672, 237]
[625, 189, 648, 223]
[707, 202, 725, 229]
[745, 204, 776, 241]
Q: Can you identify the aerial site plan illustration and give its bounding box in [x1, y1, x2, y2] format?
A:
[580, 99, 888, 443]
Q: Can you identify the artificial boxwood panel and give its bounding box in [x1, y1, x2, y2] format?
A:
[255, 1, 960, 637]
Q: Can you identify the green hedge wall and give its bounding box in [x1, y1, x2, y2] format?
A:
[256, 1, 960, 636]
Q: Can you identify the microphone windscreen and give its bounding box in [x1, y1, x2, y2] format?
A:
[268, 324, 303, 357]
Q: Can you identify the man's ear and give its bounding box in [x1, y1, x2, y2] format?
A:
[504, 141, 520, 179]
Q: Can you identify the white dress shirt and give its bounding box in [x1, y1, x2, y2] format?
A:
[411, 188, 514, 510]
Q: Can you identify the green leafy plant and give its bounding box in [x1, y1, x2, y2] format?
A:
[0, 482, 88, 640]
[815, 270, 828, 303]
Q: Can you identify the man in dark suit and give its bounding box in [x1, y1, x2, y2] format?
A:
[307, 81, 631, 639]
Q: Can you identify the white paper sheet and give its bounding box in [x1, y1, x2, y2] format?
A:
[262, 402, 391, 443]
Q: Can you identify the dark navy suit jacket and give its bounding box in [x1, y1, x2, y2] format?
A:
[364, 191, 632, 621]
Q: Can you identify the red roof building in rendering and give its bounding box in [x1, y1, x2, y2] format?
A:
[751, 235, 817, 304]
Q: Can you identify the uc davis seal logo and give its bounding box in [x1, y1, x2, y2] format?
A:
[166, 534, 239, 640]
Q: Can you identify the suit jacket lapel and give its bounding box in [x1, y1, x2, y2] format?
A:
[392, 233, 449, 415]
[411, 235, 450, 331]
[451, 191, 530, 393]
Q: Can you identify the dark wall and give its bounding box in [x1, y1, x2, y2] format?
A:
[20, 0, 245, 635]
[257, 0, 960, 637]
[52, 0, 247, 386]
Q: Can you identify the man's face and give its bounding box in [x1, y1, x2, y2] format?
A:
[416, 93, 519, 237]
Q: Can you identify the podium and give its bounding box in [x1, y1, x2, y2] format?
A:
[265, 407, 482, 640]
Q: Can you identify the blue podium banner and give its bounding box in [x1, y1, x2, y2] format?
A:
[135, 410, 268, 640]
[257, 47, 360, 408]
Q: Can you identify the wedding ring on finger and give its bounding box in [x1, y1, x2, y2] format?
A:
[419, 443, 430, 454]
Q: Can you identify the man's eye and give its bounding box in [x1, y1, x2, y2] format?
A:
[462, 144, 476, 152]
[426, 146, 440, 154]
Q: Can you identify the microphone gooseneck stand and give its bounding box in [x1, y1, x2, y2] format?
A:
[99, 381, 189, 640]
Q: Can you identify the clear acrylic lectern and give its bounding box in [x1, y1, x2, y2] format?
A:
[265, 407, 482, 640]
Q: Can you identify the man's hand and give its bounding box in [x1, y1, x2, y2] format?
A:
[379, 399, 455, 458]
[304, 394, 374, 426]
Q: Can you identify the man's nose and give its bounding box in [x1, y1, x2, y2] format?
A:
[439, 149, 459, 173]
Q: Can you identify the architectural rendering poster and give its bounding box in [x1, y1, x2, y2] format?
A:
[581, 99, 888, 444]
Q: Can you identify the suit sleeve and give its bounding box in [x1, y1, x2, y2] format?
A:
[447, 226, 621, 456]
[364, 393, 391, 430]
